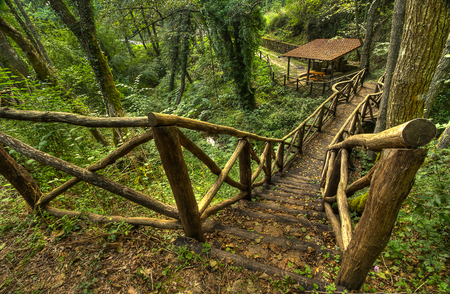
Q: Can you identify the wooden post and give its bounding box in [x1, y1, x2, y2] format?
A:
[296, 78, 299, 91]
[276, 142, 284, 172]
[239, 139, 252, 200]
[336, 148, 427, 290]
[317, 107, 325, 132]
[307, 59, 311, 82]
[287, 56, 291, 79]
[0, 144, 41, 209]
[152, 126, 205, 242]
[272, 71, 275, 81]
[297, 125, 305, 153]
[266, 142, 272, 184]
[284, 75, 286, 86]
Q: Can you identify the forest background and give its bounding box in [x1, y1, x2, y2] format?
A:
[0, 0, 449, 293]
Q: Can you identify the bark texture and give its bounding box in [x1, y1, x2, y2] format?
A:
[49, 0, 125, 120]
[359, 0, 380, 70]
[0, 15, 55, 84]
[336, 148, 427, 290]
[329, 119, 436, 151]
[13, 0, 53, 67]
[152, 126, 205, 242]
[0, 30, 29, 77]
[375, 0, 406, 133]
[0, 144, 41, 209]
[424, 33, 450, 117]
[386, 0, 450, 128]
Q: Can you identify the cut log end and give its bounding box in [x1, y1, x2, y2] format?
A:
[402, 118, 436, 147]
[147, 112, 158, 127]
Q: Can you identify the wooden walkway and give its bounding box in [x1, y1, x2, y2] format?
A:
[175, 83, 377, 291]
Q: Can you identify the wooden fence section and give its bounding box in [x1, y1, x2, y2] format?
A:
[318, 76, 436, 289]
[0, 69, 367, 242]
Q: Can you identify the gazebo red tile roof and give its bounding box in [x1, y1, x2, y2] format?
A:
[282, 38, 362, 61]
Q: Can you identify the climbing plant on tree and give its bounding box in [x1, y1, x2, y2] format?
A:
[201, 0, 264, 110]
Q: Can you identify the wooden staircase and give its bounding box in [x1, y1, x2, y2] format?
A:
[174, 83, 378, 292]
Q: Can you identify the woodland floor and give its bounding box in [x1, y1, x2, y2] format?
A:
[1, 82, 446, 293]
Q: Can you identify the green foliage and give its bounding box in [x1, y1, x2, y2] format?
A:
[201, 0, 265, 110]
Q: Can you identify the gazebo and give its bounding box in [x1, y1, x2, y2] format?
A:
[282, 38, 362, 82]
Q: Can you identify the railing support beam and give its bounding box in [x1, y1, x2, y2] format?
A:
[152, 126, 205, 242]
[239, 139, 252, 200]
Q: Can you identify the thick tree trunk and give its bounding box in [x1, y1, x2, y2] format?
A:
[374, 0, 406, 133]
[0, 30, 29, 77]
[359, 0, 380, 70]
[336, 148, 427, 290]
[386, 0, 450, 128]
[424, 33, 450, 117]
[13, 0, 54, 67]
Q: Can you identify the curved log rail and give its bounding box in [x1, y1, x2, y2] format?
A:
[0, 69, 367, 241]
[318, 75, 437, 289]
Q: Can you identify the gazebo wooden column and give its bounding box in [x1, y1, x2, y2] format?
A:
[287, 57, 291, 79]
[307, 59, 311, 82]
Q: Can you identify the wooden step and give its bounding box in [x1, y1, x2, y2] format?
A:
[244, 201, 327, 220]
[208, 221, 338, 256]
[254, 193, 323, 211]
[233, 207, 332, 232]
[254, 189, 322, 202]
[174, 237, 344, 292]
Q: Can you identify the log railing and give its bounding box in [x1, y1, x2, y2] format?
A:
[0, 69, 367, 242]
[318, 75, 437, 289]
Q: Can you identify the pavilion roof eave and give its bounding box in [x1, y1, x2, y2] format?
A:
[282, 38, 362, 61]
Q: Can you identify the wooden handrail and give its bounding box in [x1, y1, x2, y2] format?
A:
[0, 130, 179, 219]
[148, 112, 283, 143]
[0, 107, 150, 127]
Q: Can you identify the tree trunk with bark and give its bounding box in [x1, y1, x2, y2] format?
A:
[0, 144, 41, 209]
[424, 33, 450, 117]
[176, 11, 191, 105]
[336, 148, 427, 290]
[0, 16, 56, 84]
[49, 0, 125, 120]
[374, 0, 406, 133]
[0, 30, 29, 78]
[13, 0, 54, 67]
[386, 0, 450, 128]
[436, 122, 450, 150]
[359, 0, 380, 70]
